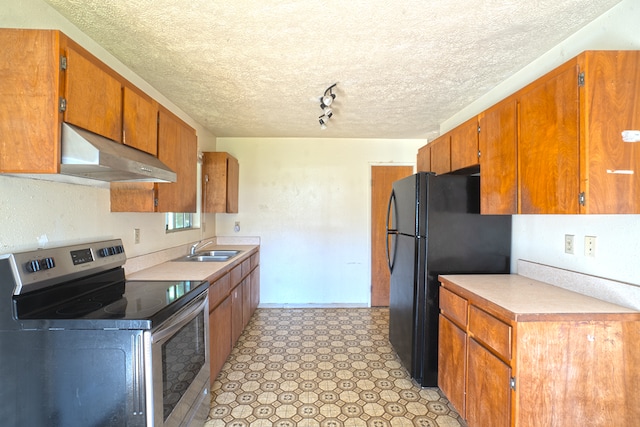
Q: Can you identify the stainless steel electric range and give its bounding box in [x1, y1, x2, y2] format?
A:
[0, 239, 210, 427]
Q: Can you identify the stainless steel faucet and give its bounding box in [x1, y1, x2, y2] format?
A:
[190, 240, 213, 256]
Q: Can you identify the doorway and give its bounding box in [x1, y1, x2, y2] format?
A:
[370, 165, 414, 306]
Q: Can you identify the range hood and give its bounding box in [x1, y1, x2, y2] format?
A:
[60, 123, 177, 182]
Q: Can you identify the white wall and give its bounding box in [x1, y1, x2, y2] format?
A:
[215, 138, 422, 305]
[0, 0, 217, 256]
[444, 0, 640, 287]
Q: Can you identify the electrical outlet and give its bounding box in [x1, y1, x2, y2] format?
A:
[234, 221, 241, 233]
[564, 234, 574, 254]
[134, 228, 140, 244]
[584, 236, 596, 257]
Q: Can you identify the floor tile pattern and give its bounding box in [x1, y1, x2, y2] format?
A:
[206, 308, 466, 427]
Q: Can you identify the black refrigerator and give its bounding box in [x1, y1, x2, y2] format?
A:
[386, 172, 511, 387]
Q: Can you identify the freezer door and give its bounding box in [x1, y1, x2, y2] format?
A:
[390, 173, 423, 237]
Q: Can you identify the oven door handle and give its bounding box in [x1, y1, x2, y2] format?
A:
[152, 291, 208, 343]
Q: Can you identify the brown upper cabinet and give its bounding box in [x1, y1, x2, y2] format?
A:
[416, 144, 431, 172]
[64, 45, 123, 143]
[478, 96, 518, 214]
[518, 50, 640, 214]
[202, 152, 239, 213]
[419, 50, 640, 214]
[122, 85, 159, 156]
[517, 59, 581, 214]
[450, 116, 479, 172]
[430, 133, 452, 175]
[0, 29, 126, 174]
[111, 108, 197, 213]
[0, 29, 197, 211]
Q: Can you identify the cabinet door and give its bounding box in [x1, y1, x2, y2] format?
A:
[417, 144, 431, 172]
[230, 285, 243, 346]
[430, 134, 451, 174]
[209, 296, 231, 384]
[110, 182, 156, 212]
[518, 61, 580, 214]
[250, 267, 260, 316]
[122, 86, 158, 155]
[64, 45, 122, 142]
[156, 109, 197, 213]
[467, 338, 511, 427]
[0, 29, 61, 173]
[438, 314, 466, 417]
[581, 51, 640, 213]
[202, 152, 239, 213]
[241, 279, 251, 328]
[450, 117, 479, 171]
[478, 97, 517, 214]
[226, 155, 239, 213]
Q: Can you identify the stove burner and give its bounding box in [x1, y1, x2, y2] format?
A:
[56, 301, 103, 316]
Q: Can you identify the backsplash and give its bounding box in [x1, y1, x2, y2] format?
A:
[517, 259, 640, 311]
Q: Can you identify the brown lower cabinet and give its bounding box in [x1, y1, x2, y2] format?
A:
[209, 296, 231, 381]
[208, 249, 260, 384]
[438, 274, 640, 427]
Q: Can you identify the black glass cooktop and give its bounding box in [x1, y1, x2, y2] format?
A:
[13, 267, 208, 330]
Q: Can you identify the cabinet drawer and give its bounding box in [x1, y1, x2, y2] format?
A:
[241, 258, 251, 278]
[230, 264, 242, 286]
[440, 287, 468, 328]
[469, 305, 511, 361]
[209, 273, 230, 309]
[250, 252, 259, 270]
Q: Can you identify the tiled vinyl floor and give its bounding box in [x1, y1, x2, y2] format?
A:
[205, 308, 466, 427]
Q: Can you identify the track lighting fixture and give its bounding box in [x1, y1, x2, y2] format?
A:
[318, 83, 337, 129]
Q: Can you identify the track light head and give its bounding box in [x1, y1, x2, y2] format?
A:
[319, 115, 328, 130]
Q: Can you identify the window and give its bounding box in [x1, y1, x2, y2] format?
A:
[166, 213, 193, 231]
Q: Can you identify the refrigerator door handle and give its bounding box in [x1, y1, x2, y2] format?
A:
[386, 189, 397, 272]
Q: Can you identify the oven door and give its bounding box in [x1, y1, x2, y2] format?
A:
[148, 290, 210, 427]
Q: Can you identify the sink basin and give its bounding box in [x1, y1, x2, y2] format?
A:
[173, 249, 242, 262]
[195, 250, 241, 257]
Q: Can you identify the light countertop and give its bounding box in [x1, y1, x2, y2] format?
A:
[439, 274, 640, 322]
[126, 244, 259, 283]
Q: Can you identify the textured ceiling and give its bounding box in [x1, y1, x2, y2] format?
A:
[43, 0, 621, 139]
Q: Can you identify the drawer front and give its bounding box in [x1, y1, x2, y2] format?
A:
[241, 258, 251, 278]
[440, 287, 468, 328]
[209, 273, 231, 309]
[230, 264, 242, 286]
[250, 252, 259, 269]
[469, 305, 512, 361]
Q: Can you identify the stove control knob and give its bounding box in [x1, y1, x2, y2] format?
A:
[98, 247, 110, 257]
[26, 257, 56, 273]
[98, 245, 125, 257]
[42, 257, 55, 270]
[26, 260, 41, 273]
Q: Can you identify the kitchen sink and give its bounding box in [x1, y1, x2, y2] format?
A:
[195, 250, 241, 257]
[173, 249, 242, 262]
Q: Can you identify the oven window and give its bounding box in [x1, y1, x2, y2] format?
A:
[161, 310, 206, 420]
